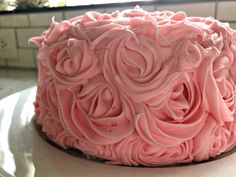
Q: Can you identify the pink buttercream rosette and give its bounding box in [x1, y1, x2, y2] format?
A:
[31, 7, 236, 166]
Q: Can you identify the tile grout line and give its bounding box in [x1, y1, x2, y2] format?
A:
[214, 0, 218, 19]
[27, 13, 31, 27]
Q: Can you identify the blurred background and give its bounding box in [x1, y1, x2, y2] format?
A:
[0, 0, 235, 98]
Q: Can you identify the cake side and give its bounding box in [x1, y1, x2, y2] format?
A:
[33, 118, 236, 167]
[31, 7, 236, 166]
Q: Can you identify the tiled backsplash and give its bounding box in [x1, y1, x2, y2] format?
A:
[217, 1, 236, 21]
[0, 0, 236, 69]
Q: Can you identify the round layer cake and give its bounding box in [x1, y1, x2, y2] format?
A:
[31, 7, 236, 166]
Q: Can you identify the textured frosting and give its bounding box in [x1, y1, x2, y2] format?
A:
[31, 7, 236, 166]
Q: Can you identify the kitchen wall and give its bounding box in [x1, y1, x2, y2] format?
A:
[0, 0, 235, 69]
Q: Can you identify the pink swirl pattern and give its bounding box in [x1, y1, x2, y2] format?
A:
[31, 7, 236, 166]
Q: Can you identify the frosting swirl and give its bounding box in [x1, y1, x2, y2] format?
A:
[193, 115, 236, 161]
[135, 73, 206, 146]
[34, 64, 66, 142]
[102, 24, 181, 102]
[57, 74, 135, 144]
[198, 48, 236, 125]
[110, 133, 193, 166]
[45, 38, 99, 84]
[30, 19, 71, 47]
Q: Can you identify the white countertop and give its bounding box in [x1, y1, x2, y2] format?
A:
[0, 68, 37, 99]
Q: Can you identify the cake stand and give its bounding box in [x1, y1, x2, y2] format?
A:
[0, 87, 236, 177]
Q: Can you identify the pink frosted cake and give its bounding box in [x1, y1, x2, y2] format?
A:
[31, 7, 236, 166]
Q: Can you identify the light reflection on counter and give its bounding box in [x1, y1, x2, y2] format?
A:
[0, 88, 36, 177]
[0, 93, 19, 176]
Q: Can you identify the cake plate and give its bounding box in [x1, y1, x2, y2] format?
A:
[1, 87, 236, 177]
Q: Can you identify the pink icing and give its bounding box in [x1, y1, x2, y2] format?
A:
[31, 7, 236, 166]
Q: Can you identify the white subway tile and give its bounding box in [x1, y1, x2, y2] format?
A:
[229, 23, 236, 30]
[7, 49, 35, 68]
[17, 28, 45, 48]
[142, 5, 156, 11]
[0, 14, 29, 27]
[29, 12, 63, 27]
[0, 29, 17, 60]
[64, 8, 105, 20]
[0, 59, 6, 66]
[105, 6, 134, 13]
[217, 1, 236, 21]
[156, 2, 216, 17]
